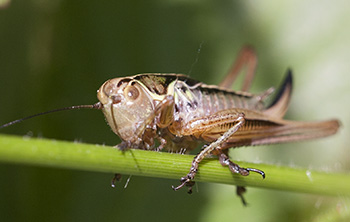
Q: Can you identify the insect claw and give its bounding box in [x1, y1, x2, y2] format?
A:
[172, 176, 195, 192]
[246, 168, 265, 179]
[218, 152, 266, 179]
[171, 184, 184, 191]
[171, 179, 188, 191]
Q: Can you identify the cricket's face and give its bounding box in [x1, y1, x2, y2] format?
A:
[97, 77, 155, 145]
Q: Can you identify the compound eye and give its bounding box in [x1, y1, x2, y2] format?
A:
[125, 85, 140, 100]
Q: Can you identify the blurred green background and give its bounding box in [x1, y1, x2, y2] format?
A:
[0, 1, 349, 221]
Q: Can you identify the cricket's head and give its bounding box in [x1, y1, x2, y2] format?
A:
[97, 77, 155, 145]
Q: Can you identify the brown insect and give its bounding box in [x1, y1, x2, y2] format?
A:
[1, 46, 340, 205]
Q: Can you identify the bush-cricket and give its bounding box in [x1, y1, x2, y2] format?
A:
[0, 46, 340, 205]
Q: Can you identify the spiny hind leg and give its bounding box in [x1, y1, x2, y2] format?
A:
[172, 114, 246, 193]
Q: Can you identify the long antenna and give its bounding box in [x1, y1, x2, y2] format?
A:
[0, 102, 102, 129]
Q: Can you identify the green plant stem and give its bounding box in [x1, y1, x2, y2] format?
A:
[0, 134, 349, 196]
